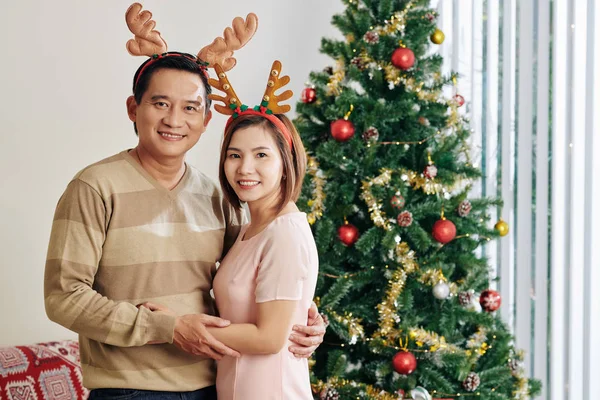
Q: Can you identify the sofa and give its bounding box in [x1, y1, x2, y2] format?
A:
[0, 340, 88, 399]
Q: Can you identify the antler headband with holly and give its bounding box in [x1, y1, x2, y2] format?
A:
[208, 60, 294, 149]
[124, 3, 258, 87]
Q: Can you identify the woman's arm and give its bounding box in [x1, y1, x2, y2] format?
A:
[206, 300, 298, 355]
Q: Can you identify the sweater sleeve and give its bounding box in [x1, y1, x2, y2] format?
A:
[44, 179, 176, 347]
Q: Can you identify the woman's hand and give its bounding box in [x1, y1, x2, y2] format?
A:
[288, 302, 326, 358]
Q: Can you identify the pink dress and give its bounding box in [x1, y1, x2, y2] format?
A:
[213, 212, 318, 400]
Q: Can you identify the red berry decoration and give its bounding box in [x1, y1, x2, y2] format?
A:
[338, 223, 359, 246]
[479, 289, 502, 312]
[454, 94, 465, 107]
[391, 48, 415, 70]
[331, 119, 355, 142]
[432, 219, 456, 244]
[392, 351, 417, 375]
[301, 86, 316, 104]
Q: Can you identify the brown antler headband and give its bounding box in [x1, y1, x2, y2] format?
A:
[125, 3, 258, 86]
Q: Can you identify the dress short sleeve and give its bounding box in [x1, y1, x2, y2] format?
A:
[255, 222, 308, 303]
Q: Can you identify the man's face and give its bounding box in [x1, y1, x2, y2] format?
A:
[126, 68, 212, 160]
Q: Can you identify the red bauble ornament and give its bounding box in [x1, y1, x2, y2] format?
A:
[480, 289, 502, 312]
[432, 219, 456, 244]
[331, 119, 355, 142]
[392, 351, 417, 375]
[391, 48, 415, 70]
[338, 223, 359, 246]
[454, 94, 465, 107]
[301, 87, 317, 104]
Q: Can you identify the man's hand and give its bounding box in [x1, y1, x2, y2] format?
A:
[173, 314, 241, 360]
[138, 302, 240, 359]
[288, 302, 326, 358]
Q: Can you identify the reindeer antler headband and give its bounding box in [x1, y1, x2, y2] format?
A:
[125, 3, 258, 88]
[208, 61, 294, 149]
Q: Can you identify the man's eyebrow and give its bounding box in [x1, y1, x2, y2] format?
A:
[148, 95, 203, 106]
[149, 95, 169, 101]
[185, 100, 203, 106]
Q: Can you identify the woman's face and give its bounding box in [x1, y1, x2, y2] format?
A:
[224, 125, 284, 210]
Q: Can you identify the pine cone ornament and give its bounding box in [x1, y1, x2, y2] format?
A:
[363, 30, 380, 44]
[509, 358, 522, 376]
[351, 56, 367, 70]
[463, 372, 481, 392]
[362, 127, 380, 142]
[424, 164, 438, 179]
[319, 387, 340, 400]
[397, 211, 413, 227]
[458, 200, 472, 217]
[458, 290, 475, 306]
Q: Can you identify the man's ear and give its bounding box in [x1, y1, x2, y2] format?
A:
[126, 96, 137, 122]
[204, 109, 213, 127]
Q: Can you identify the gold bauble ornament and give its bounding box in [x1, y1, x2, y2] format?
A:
[430, 28, 445, 44]
[495, 219, 509, 236]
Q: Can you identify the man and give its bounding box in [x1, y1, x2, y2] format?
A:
[44, 9, 325, 399]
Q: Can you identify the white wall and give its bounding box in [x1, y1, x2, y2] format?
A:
[0, 0, 344, 345]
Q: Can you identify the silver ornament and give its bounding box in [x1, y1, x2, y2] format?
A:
[432, 282, 450, 299]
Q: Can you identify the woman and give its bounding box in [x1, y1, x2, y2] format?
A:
[208, 112, 318, 400]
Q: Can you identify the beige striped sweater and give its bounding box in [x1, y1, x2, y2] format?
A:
[44, 150, 244, 391]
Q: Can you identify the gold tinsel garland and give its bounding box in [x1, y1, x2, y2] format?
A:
[510, 350, 530, 399]
[465, 327, 489, 360]
[374, 243, 419, 339]
[395, 242, 418, 272]
[369, 1, 416, 38]
[327, 59, 345, 96]
[401, 168, 444, 195]
[328, 309, 365, 345]
[374, 268, 407, 339]
[409, 327, 460, 353]
[360, 169, 394, 231]
[306, 155, 326, 225]
[312, 377, 399, 400]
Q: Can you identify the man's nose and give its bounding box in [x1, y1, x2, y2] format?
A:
[163, 107, 185, 128]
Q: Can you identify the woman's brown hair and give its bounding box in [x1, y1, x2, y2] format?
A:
[218, 114, 307, 214]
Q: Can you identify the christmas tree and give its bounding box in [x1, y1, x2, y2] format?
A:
[294, 1, 541, 399]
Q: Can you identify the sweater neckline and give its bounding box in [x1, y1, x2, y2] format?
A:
[120, 149, 191, 199]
